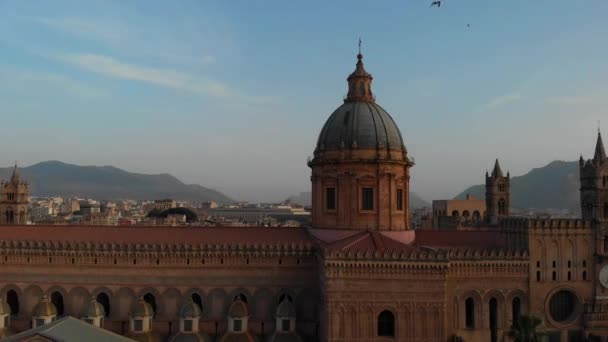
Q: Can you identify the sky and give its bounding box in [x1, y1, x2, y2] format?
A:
[0, 0, 607, 202]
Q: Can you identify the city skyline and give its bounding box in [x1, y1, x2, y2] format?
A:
[1, 0, 607, 202]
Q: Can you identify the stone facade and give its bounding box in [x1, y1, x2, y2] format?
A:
[0, 52, 608, 342]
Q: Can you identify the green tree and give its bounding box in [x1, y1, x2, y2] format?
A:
[508, 315, 546, 342]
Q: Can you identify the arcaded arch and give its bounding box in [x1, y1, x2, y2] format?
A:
[276, 288, 296, 305]
[252, 288, 274, 322]
[377, 309, 395, 337]
[23, 285, 43, 316]
[137, 288, 161, 318]
[207, 288, 229, 319]
[91, 287, 114, 319]
[160, 288, 181, 320]
[66, 287, 89, 317]
[483, 290, 505, 329]
[415, 306, 426, 338]
[115, 287, 136, 320]
[183, 288, 205, 313]
[228, 288, 251, 304]
[2, 285, 23, 317]
[458, 290, 482, 329]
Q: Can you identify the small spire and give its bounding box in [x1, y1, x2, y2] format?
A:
[594, 128, 606, 162]
[10, 163, 20, 184]
[492, 159, 504, 178]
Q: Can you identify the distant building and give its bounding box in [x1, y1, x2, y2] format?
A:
[0, 165, 29, 225]
[79, 202, 101, 216]
[432, 194, 485, 230]
[153, 199, 177, 211]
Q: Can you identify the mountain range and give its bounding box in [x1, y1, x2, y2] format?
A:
[455, 160, 580, 213]
[0, 161, 234, 204]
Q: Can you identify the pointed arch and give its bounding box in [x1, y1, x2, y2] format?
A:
[378, 310, 395, 337]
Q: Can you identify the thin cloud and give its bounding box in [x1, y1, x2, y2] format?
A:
[482, 93, 521, 110]
[546, 96, 598, 106]
[60, 53, 246, 99]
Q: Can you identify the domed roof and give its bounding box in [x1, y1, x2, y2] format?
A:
[169, 332, 212, 342]
[314, 53, 405, 154]
[0, 298, 10, 316]
[179, 300, 202, 319]
[130, 298, 154, 317]
[82, 297, 105, 317]
[33, 296, 57, 317]
[228, 298, 248, 318]
[316, 101, 405, 152]
[275, 299, 296, 318]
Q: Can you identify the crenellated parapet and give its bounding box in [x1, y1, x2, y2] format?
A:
[0, 239, 316, 261]
[501, 217, 592, 230]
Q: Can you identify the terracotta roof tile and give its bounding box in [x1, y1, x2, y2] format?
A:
[0, 225, 313, 245]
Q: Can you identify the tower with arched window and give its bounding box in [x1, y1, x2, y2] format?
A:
[485, 159, 510, 225]
[0, 165, 29, 225]
[580, 130, 608, 222]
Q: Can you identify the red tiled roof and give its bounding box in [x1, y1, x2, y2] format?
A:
[0, 225, 313, 245]
[308, 229, 416, 253]
[414, 230, 505, 249]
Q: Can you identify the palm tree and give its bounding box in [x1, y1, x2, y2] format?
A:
[508, 314, 546, 342]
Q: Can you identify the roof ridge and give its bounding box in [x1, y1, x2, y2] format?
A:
[370, 231, 386, 253]
[338, 231, 372, 251]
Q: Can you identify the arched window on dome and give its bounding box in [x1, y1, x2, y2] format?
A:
[96, 292, 110, 318]
[377, 310, 395, 337]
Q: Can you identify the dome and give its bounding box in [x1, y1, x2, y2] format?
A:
[33, 296, 57, 317]
[0, 298, 10, 316]
[169, 332, 212, 342]
[179, 300, 202, 319]
[315, 101, 405, 153]
[82, 297, 105, 317]
[275, 300, 296, 318]
[130, 298, 154, 317]
[314, 53, 406, 156]
[228, 299, 248, 318]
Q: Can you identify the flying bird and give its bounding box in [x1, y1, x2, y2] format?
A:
[430, 1, 441, 7]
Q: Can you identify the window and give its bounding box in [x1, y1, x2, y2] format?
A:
[489, 298, 498, 342]
[183, 319, 193, 332]
[377, 310, 395, 337]
[583, 271, 587, 281]
[134, 319, 143, 332]
[396, 189, 404, 211]
[568, 260, 571, 268]
[552, 271, 557, 281]
[143, 293, 157, 317]
[96, 293, 110, 318]
[549, 290, 578, 323]
[192, 293, 203, 311]
[281, 319, 291, 332]
[233, 319, 242, 332]
[362, 187, 374, 210]
[536, 261, 540, 267]
[512, 297, 521, 327]
[7, 290, 19, 315]
[465, 298, 475, 329]
[498, 199, 506, 215]
[552, 260, 556, 268]
[568, 271, 572, 281]
[326, 187, 336, 210]
[604, 203, 608, 219]
[51, 292, 64, 316]
[536, 271, 541, 282]
[35, 318, 45, 327]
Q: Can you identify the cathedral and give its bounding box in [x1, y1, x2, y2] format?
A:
[0, 51, 607, 342]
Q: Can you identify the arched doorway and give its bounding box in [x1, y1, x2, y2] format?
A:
[377, 310, 395, 337]
[143, 293, 157, 318]
[96, 292, 110, 317]
[51, 291, 64, 316]
[6, 290, 19, 315]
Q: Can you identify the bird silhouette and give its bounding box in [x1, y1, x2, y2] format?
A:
[430, 1, 441, 7]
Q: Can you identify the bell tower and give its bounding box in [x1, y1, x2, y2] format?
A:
[0, 164, 30, 225]
[485, 159, 510, 225]
[580, 129, 608, 222]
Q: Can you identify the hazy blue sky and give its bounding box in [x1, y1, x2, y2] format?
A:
[0, 0, 606, 202]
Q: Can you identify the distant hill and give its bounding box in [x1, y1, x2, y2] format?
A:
[286, 191, 430, 209]
[0, 161, 234, 204]
[455, 160, 580, 213]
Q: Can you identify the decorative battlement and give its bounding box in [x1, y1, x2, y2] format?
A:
[500, 217, 592, 230]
